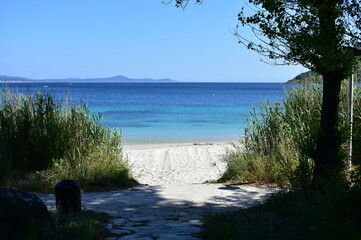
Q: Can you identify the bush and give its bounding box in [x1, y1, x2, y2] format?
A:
[207, 81, 361, 240]
[0, 89, 136, 189]
[202, 186, 361, 240]
[219, 139, 298, 185]
[221, 83, 361, 187]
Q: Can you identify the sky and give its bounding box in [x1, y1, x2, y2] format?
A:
[0, 0, 307, 82]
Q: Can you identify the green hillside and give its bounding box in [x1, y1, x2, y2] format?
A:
[287, 65, 361, 83]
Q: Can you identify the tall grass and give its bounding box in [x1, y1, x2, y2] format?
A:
[0, 89, 136, 189]
[222, 83, 361, 187]
[202, 185, 361, 240]
[204, 82, 361, 239]
[53, 210, 111, 240]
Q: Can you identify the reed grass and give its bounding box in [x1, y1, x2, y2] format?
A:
[205, 83, 361, 240]
[222, 83, 361, 187]
[0, 89, 136, 190]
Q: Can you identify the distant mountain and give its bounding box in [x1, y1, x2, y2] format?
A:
[287, 65, 361, 83]
[0, 75, 176, 83]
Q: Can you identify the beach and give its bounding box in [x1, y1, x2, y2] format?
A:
[123, 142, 238, 185]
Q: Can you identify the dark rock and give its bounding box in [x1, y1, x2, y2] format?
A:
[0, 188, 56, 240]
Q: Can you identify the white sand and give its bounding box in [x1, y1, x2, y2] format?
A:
[123, 142, 237, 185]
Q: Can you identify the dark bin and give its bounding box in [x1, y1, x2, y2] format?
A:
[55, 180, 81, 214]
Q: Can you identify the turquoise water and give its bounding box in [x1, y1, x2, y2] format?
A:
[3, 82, 289, 142]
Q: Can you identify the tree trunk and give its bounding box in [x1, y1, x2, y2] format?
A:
[313, 73, 343, 186]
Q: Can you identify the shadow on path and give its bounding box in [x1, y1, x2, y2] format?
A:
[37, 184, 276, 239]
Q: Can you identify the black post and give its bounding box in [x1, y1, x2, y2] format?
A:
[55, 180, 81, 214]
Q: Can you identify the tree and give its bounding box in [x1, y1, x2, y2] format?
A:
[173, 0, 361, 186]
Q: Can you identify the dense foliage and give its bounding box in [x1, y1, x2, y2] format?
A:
[203, 185, 361, 240]
[238, 0, 361, 186]
[0, 90, 135, 189]
[207, 84, 361, 239]
[222, 84, 361, 187]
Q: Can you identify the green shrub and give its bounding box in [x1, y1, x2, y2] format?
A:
[202, 186, 361, 240]
[0, 89, 136, 189]
[208, 81, 361, 240]
[222, 83, 361, 187]
[220, 139, 297, 185]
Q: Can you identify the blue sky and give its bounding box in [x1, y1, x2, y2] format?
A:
[0, 0, 306, 82]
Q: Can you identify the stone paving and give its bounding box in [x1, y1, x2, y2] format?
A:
[37, 184, 275, 239]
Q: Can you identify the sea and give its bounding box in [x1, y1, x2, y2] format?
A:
[2, 82, 292, 143]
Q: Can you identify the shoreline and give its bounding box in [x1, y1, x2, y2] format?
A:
[122, 138, 239, 146]
[122, 140, 242, 153]
[123, 141, 241, 151]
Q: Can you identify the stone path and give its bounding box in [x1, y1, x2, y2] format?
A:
[37, 143, 275, 239]
[38, 184, 275, 239]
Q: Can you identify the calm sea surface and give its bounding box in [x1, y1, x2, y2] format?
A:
[2, 82, 291, 142]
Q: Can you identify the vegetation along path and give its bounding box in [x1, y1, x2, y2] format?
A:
[38, 143, 275, 239]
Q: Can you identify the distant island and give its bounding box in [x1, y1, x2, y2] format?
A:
[287, 65, 361, 83]
[0, 75, 176, 83]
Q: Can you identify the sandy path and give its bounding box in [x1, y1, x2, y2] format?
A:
[38, 142, 275, 240]
[123, 143, 234, 185]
